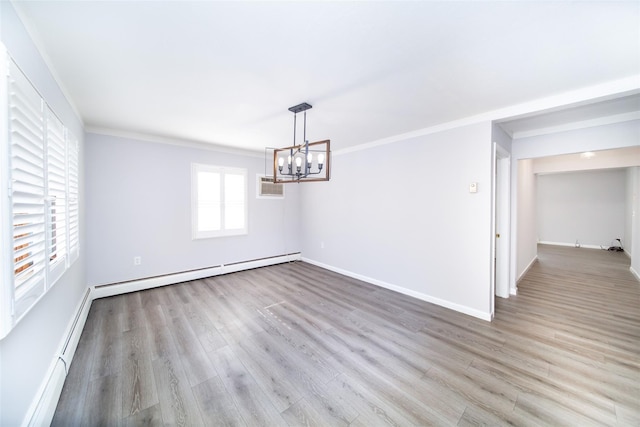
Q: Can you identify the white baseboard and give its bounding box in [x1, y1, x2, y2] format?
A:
[302, 257, 492, 321]
[631, 266, 639, 281]
[538, 241, 602, 250]
[92, 253, 302, 299]
[25, 287, 92, 427]
[517, 255, 538, 283]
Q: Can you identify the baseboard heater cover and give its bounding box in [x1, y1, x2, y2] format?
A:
[92, 253, 302, 299]
[26, 287, 92, 427]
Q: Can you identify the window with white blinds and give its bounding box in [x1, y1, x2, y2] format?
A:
[1, 56, 80, 331]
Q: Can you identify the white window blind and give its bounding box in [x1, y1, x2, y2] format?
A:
[192, 164, 247, 239]
[46, 107, 67, 282]
[67, 132, 79, 262]
[8, 59, 47, 314]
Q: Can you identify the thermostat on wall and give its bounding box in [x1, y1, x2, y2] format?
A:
[469, 182, 478, 193]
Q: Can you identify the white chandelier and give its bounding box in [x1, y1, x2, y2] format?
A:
[272, 102, 330, 183]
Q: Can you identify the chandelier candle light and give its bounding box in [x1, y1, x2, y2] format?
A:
[272, 102, 330, 183]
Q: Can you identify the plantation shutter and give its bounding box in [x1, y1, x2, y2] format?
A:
[67, 132, 79, 262]
[1, 49, 81, 337]
[46, 107, 67, 282]
[8, 59, 47, 315]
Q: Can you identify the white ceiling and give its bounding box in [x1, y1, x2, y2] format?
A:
[10, 0, 640, 152]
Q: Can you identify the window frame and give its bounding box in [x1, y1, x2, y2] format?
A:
[191, 163, 248, 239]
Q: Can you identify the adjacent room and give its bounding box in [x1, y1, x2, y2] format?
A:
[0, 1, 638, 425]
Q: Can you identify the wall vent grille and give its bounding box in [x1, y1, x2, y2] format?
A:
[257, 175, 284, 198]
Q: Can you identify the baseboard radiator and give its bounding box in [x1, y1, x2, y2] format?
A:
[26, 287, 92, 427]
[93, 252, 302, 299]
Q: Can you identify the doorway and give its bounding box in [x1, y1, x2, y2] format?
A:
[491, 143, 511, 317]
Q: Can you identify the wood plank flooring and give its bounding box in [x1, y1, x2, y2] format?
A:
[53, 245, 640, 426]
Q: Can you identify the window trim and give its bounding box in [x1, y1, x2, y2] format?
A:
[191, 163, 248, 239]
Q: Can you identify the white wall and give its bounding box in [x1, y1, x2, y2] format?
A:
[537, 169, 626, 248]
[0, 3, 86, 425]
[628, 167, 640, 277]
[492, 122, 512, 153]
[515, 158, 537, 282]
[625, 167, 635, 256]
[85, 133, 301, 286]
[301, 122, 494, 320]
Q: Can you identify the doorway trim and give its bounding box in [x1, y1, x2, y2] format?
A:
[491, 142, 511, 318]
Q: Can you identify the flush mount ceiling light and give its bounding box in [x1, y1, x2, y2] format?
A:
[580, 151, 596, 159]
[272, 102, 330, 184]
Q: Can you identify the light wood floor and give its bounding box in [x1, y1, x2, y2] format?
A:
[53, 245, 640, 426]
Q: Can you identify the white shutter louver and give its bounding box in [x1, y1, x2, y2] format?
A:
[8, 59, 47, 312]
[67, 132, 79, 262]
[46, 107, 67, 282]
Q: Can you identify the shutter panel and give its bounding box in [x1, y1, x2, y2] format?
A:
[1, 51, 80, 335]
[8, 59, 46, 312]
[46, 107, 67, 282]
[67, 132, 79, 262]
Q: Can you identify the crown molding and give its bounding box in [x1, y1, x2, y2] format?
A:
[85, 126, 265, 158]
[9, 1, 85, 127]
[336, 75, 640, 156]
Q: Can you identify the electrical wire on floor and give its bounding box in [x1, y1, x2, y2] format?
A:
[601, 238, 624, 252]
[58, 355, 68, 375]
